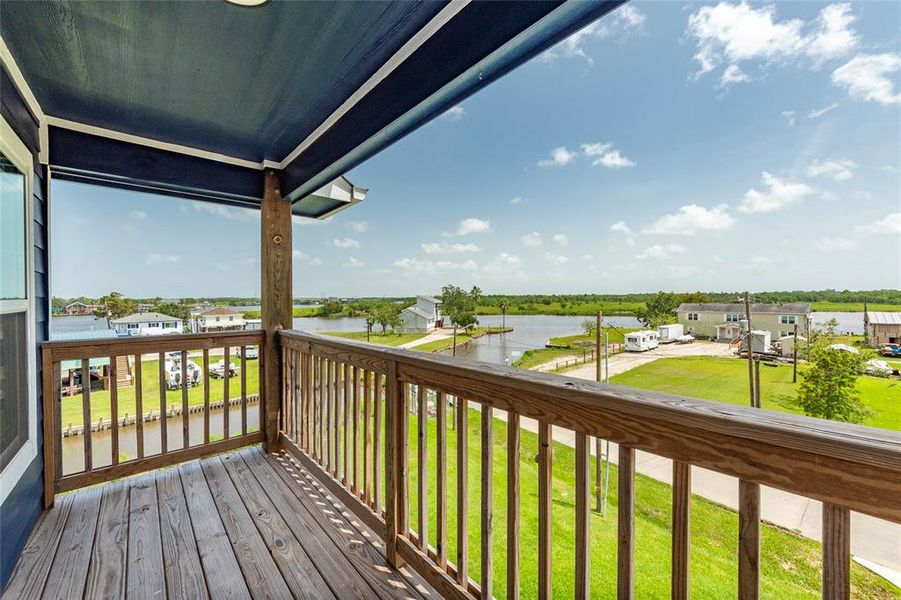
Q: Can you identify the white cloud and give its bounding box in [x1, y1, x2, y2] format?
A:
[345, 220, 369, 232]
[580, 142, 636, 169]
[292, 250, 322, 266]
[544, 252, 569, 265]
[421, 242, 482, 254]
[781, 110, 797, 126]
[635, 244, 687, 260]
[737, 172, 815, 214]
[859, 212, 901, 234]
[342, 257, 364, 268]
[807, 159, 857, 181]
[807, 102, 839, 119]
[810, 237, 856, 252]
[332, 237, 360, 249]
[393, 257, 478, 273]
[537, 146, 578, 167]
[644, 204, 736, 235]
[481, 253, 528, 281]
[129, 210, 147, 220]
[687, 2, 857, 83]
[581, 253, 594, 261]
[542, 4, 645, 65]
[193, 202, 257, 221]
[552, 234, 569, 246]
[510, 196, 525, 205]
[611, 220, 635, 236]
[832, 53, 901, 105]
[442, 105, 466, 121]
[455, 218, 491, 235]
[667, 265, 701, 278]
[146, 253, 180, 265]
[521, 231, 542, 247]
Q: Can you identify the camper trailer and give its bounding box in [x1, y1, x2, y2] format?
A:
[625, 330, 659, 352]
[657, 324, 684, 343]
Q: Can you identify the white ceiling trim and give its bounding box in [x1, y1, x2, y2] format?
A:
[0, 36, 44, 120]
[275, 0, 471, 169]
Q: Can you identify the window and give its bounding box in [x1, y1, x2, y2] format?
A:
[687, 313, 698, 321]
[780, 331, 792, 338]
[780, 315, 796, 324]
[148, 322, 159, 328]
[0, 115, 36, 504]
[127, 323, 138, 329]
[725, 313, 742, 322]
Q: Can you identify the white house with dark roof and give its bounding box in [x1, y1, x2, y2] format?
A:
[676, 303, 811, 341]
[111, 312, 183, 336]
[400, 295, 443, 332]
[197, 306, 245, 332]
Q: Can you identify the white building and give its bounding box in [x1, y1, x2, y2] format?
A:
[197, 307, 245, 331]
[400, 295, 443, 332]
[112, 312, 182, 336]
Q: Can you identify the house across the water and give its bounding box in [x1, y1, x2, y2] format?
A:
[197, 306, 245, 332]
[400, 295, 443, 332]
[111, 312, 183, 336]
[676, 303, 811, 342]
[62, 301, 95, 316]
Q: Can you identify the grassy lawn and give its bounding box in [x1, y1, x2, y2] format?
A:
[59, 356, 260, 428]
[321, 330, 428, 347]
[411, 327, 511, 354]
[397, 406, 898, 598]
[477, 301, 644, 316]
[512, 328, 641, 369]
[610, 356, 901, 432]
[811, 302, 901, 312]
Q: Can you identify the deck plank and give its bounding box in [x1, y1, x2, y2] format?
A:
[263, 451, 429, 599]
[2, 495, 73, 599]
[217, 452, 336, 600]
[126, 473, 166, 599]
[178, 461, 251, 599]
[156, 468, 209, 599]
[242, 447, 417, 600]
[85, 481, 129, 599]
[199, 457, 293, 599]
[42, 486, 101, 599]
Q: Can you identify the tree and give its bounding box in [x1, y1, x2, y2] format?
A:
[820, 317, 840, 338]
[372, 303, 402, 334]
[470, 286, 483, 307]
[499, 298, 509, 329]
[318, 299, 344, 317]
[634, 291, 679, 328]
[93, 291, 137, 326]
[796, 341, 871, 424]
[441, 284, 479, 331]
[581, 318, 597, 336]
[152, 300, 192, 330]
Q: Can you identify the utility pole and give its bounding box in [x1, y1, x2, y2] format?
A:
[744, 291, 755, 408]
[792, 323, 799, 383]
[452, 324, 458, 357]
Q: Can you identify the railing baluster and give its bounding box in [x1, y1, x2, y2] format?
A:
[329, 359, 336, 474]
[135, 354, 144, 459]
[53, 360, 62, 482]
[223, 346, 230, 440]
[481, 403, 493, 599]
[738, 480, 760, 600]
[158, 353, 167, 454]
[374, 372, 383, 511]
[507, 411, 520, 599]
[822, 503, 850, 600]
[385, 363, 407, 568]
[456, 396, 468, 586]
[363, 369, 372, 504]
[418, 385, 428, 552]
[81, 358, 92, 471]
[538, 421, 552, 600]
[202, 349, 209, 445]
[436, 391, 448, 570]
[241, 345, 248, 436]
[110, 356, 119, 465]
[352, 365, 359, 494]
[344, 363, 351, 483]
[575, 432, 590, 599]
[618, 445, 636, 600]
[315, 356, 322, 462]
[181, 350, 189, 449]
[672, 461, 691, 600]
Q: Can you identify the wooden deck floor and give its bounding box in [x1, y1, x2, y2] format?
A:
[3, 446, 434, 599]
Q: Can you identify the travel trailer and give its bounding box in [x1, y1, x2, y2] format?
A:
[657, 323, 684, 343]
[625, 330, 659, 352]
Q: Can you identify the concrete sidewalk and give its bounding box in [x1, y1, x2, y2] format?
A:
[399, 331, 451, 349]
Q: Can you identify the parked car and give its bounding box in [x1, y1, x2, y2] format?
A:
[879, 343, 901, 357]
[210, 359, 239, 379]
[236, 345, 258, 360]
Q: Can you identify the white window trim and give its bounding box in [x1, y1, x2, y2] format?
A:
[0, 114, 37, 505]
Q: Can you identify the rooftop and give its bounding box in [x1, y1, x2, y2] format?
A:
[200, 307, 242, 317]
[868, 312, 901, 325]
[677, 302, 812, 314]
[111, 312, 180, 324]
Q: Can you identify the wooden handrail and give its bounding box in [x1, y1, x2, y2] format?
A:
[277, 329, 901, 600]
[42, 330, 265, 506]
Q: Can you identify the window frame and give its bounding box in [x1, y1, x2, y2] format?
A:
[0, 114, 37, 505]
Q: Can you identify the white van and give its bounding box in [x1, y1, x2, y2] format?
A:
[625, 330, 659, 352]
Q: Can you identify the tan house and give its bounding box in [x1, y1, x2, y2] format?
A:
[198, 307, 246, 331]
[676, 303, 811, 341]
[865, 311, 901, 345]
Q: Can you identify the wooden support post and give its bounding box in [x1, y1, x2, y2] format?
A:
[738, 480, 760, 600]
[822, 504, 850, 600]
[261, 169, 292, 452]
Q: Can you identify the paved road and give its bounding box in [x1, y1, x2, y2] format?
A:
[528, 342, 901, 575]
[400, 331, 451, 349]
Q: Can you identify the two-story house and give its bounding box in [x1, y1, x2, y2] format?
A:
[400, 295, 443, 332]
[676, 303, 811, 341]
[197, 306, 246, 332]
[111, 312, 183, 336]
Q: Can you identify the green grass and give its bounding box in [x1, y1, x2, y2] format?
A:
[477, 301, 644, 316]
[59, 356, 260, 428]
[811, 302, 901, 312]
[320, 331, 428, 347]
[610, 356, 901, 432]
[396, 405, 899, 598]
[411, 327, 510, 354]
[512, 328, 641, 369]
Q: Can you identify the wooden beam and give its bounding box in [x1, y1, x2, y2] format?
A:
[260, 168, 292, 451]
[738, 480, 760, 600]
[822, 503, 850, 600]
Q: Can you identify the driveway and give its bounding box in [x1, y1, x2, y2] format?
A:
[565, 340, 734, 381]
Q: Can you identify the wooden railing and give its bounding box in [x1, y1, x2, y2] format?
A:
[42, 330, 264, 504]
[278, 330, 901, 600]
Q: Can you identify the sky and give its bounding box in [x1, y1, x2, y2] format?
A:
[52, 1, 901, 299]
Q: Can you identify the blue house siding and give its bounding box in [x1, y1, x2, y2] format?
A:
[0, 67, 49, 590]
